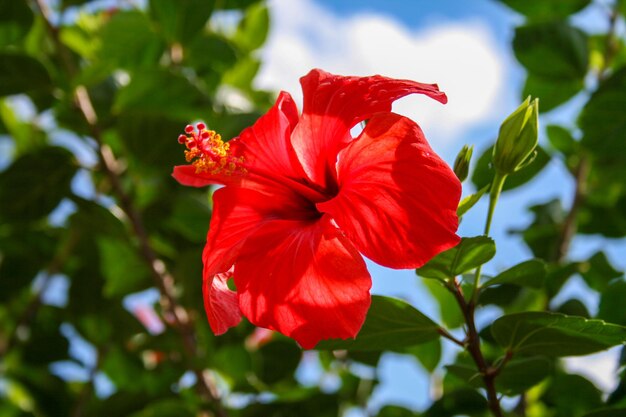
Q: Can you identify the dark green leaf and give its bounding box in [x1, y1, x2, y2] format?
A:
[377, 405, 418, 417]
[416, 236, 495, 280]
[580, 252, 622, 292]
[598, 279, 626, 326]
[557, 299, 590, 318]
[149, 0, 214, 44]
[471, 145, 550, 192]
[97, 11, 164, 70]
[117, 113, 188, 167]
[514, 22, 588, 79]
[186, 33, 237, 89]
[239, 391, 339, 417]
[165, 193, 211, 242]
[547, 125, 578, 156]
[114, 70, 207, 119]
[256, 339, 302, 384]
[522, 73, 583, 113]
[316, 296, 440, 351]
[580, 67, 626, 158]
[583, 408, 626, 417]
[97, 237, 152, 298]
[405, 338, 441, 372]
[0, 227, 56, 301]
[578, 195, 626, 238]
[492, 311, 626, 356]
[424, 388, 487, 417]
[483, 259, 546, 288]
[496, 0, 591, 21]
[22, 306, 70, 364]
[542, 373, 602, 417]
[0, 53, 51, 97]
[128, 399, 194, 417]
[446, 356, 552, 395]
[0, 0, 34, 45]
[0, 146, 76, 222]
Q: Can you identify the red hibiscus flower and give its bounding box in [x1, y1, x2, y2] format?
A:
[173, 69, 461, 349]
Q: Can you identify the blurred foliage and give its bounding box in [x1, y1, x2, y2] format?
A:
[0, 0, 625, 417]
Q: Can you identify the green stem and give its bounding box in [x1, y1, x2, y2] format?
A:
[471, 171, 507, 300]
[485, 172, 507, 236]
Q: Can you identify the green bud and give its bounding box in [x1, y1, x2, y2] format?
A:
[492, 97, 539, 175]
[453, 144, 473, 182]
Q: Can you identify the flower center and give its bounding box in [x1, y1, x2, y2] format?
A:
[178, 123, 246, 176]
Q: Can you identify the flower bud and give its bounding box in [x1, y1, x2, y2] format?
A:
[493, 97, 539, 175]
[453, 144, 473, 182]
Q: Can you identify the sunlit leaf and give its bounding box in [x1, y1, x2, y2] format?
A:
[492, 311, 626, 356]
[416, 236, 495, 280]
[483, 259, 546, 289]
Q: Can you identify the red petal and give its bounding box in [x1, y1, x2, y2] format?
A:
[291, 69, 447, 187]
[204, 267, 241, 335]
[201, 186, 313, 334]
[237, 91, 307, 181]
[234, 216, 372, 349]
[172, 165, 219, 187]
[317, 113, 461, 269]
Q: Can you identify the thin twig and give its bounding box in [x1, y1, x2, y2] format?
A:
[449, 279, 504, 417]
[31, 1, 227, 415]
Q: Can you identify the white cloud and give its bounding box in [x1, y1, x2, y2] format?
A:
[256, 0, 507, 148]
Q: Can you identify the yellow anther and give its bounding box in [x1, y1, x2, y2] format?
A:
[178, 123, 245, 176]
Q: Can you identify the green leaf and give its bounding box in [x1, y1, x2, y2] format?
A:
[422, 279, 465, 328]
[583, 408, 626, 417]
[128, 399, 194, 417]
[0, 146, 76, 222]
[542, 373, 603, 417]
[580, 252, 622, 292]
[457, 185, 488, 217]
[97, 237, 152, 298]
[0, 53, 51, 97]
[165, 192, 212, 242]
[416, 236, 495, 280]
[492, 311, 626, 356]
[97, 11, 164, 70]
[185, 33, 237, 90]
[557, 299, 591, 318]
[598, 279, 626, 326]
[514, 22, 589, 79]
[423, 388, 487, 417]
[0, 0, 34, 46]
[496, 0, 591, 21]
[405, 338, 441, 373]
[149, 0, 214, 44]
[483, 259, 546, 289]
[233, 3, 269, 52]
[522, 73, 583, 113]
[315, 295, 440, 351]
[580, 67, 626, 157]
[22, 306, 70, 365]
[377, 405, 419, 417]
[547, 125, 578, 156]
[471, 145, 550, 192]
[113, 70, 207, 119]
[256, 339, 302, 385]
[446, 356, 552, 395]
